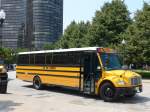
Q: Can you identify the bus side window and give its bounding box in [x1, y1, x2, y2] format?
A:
[46, 53, 52, 65]
[18, 54, 29, 65]
[52, 53, 61, 65]
[35, 54, 45, 65]
[73, 52, 80, 66]
[30, 54, 35, 65]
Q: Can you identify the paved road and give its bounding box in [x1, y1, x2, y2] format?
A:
[0, 71, 150, 112]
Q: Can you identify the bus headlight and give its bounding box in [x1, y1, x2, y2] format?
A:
[117, 80, 125, 85]
[0, 66, 3, 69]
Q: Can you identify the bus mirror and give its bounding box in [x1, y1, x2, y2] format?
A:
[97, 66, 101, 70]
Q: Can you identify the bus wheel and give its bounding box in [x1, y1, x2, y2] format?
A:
[33, 76, 42, 90]
[100, 82, 116, 102]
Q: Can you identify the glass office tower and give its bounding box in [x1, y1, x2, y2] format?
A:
[0, 0, 26, 48]
[32, 0, 63, 49]
[0, 0, 63, 49]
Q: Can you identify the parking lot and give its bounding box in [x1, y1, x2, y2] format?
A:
[0, 71, 150, 112]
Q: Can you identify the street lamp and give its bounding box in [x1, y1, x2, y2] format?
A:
[0, 9, 5, 47]
[121, 39, 126, 66]
[122, 39, 126, 45]
[0, 9, 6, 26]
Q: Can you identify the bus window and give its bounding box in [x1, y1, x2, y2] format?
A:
[52, 52, 75, 66]
[18, 55, 29, 65]
[95, 55, 102, 80]
[52, 53, 62, 65]
[100, 53, 122, 70]
[73, 52, 80, 66]
[46, 53, 53, 65]
[30, 54, 35, 65]
[35, 54, 46, 65]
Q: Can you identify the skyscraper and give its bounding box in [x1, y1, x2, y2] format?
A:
[31, 0, 63, 49]
[0, 0, 26, 48]
[0, 0, 63, 49]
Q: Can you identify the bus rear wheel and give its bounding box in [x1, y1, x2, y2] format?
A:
[100, 82, 116, 102]
[33, 76, 42, 90]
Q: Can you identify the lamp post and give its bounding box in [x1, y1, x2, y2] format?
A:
[0, 9, 6, 26]
[121, 39, 126, 65]
[0, 9, 6, 47]
[0, 0, 6, 25]
[0, 0, 6, 47]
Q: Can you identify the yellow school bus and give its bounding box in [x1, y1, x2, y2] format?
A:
[16, 47, 142, 102]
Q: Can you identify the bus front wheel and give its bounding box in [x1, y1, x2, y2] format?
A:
[33, 76, 42, 90]
[100, 82, 116, 102]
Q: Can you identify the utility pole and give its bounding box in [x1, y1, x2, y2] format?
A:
[121, 39, 126, 66]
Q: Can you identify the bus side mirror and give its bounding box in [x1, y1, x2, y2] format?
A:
[97, 66, 101, 71]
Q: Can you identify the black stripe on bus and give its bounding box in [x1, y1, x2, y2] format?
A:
[17, 72, 80, 79]
[16, 68, 80, 73]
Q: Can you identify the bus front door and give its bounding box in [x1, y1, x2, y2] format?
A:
[82, 53, 96, 94]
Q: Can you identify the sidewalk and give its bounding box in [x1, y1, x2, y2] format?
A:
[142, 79, 150, 83]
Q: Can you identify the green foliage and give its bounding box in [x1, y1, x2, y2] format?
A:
[57, 21, 90, 49]
[134, 70, 150, 78]
[88, 0, 131, 47]
[0, 47, 28, 64]
[120, 3, 150, 66]
[0, 47, 13, 64]
[43, 43, 56, 50]
[42, 21, 90, 49]
[42, 0, 149, 67]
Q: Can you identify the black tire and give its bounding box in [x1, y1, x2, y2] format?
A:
[33, 76, 42, 90]
[100, 82, 116, 102]
[0, 85, 7, 94]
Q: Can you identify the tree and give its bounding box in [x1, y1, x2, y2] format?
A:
[0, 47, 13, 63]
[121, 3, 150, 67]
[0, 47, 28, 64]
[57, 21, 90, 49]
[88, 0, 131, 47]
[43, 42, 56, 50]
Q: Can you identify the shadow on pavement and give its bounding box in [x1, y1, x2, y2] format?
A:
[23, 85, 150, 103]
[0, 100, 22, 112]
[23, 85, 99, 100]
[115, 95, 150, 104]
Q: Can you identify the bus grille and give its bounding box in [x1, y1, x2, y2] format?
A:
[131, 77, 141, 85]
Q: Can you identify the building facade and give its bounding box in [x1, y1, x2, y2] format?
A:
[0, 0, 63, 49]
[0, 0, 26, 48]
[31, 0, 63, 49]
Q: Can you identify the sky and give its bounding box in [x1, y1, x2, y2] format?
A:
[64, 0, 150, 30]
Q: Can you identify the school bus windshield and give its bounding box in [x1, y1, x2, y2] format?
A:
[100, 53, 122, 70]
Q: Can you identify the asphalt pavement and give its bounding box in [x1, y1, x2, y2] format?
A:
[0, 71, 150, 112]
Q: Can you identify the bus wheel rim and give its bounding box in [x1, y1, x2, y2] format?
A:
[104, 87, 114, 98]
[34, 79, 40, 88]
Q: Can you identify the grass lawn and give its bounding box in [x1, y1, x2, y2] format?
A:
[133, 70, 150, 79]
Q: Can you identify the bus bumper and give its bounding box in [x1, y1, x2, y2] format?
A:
[116, 85, 142, 96]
